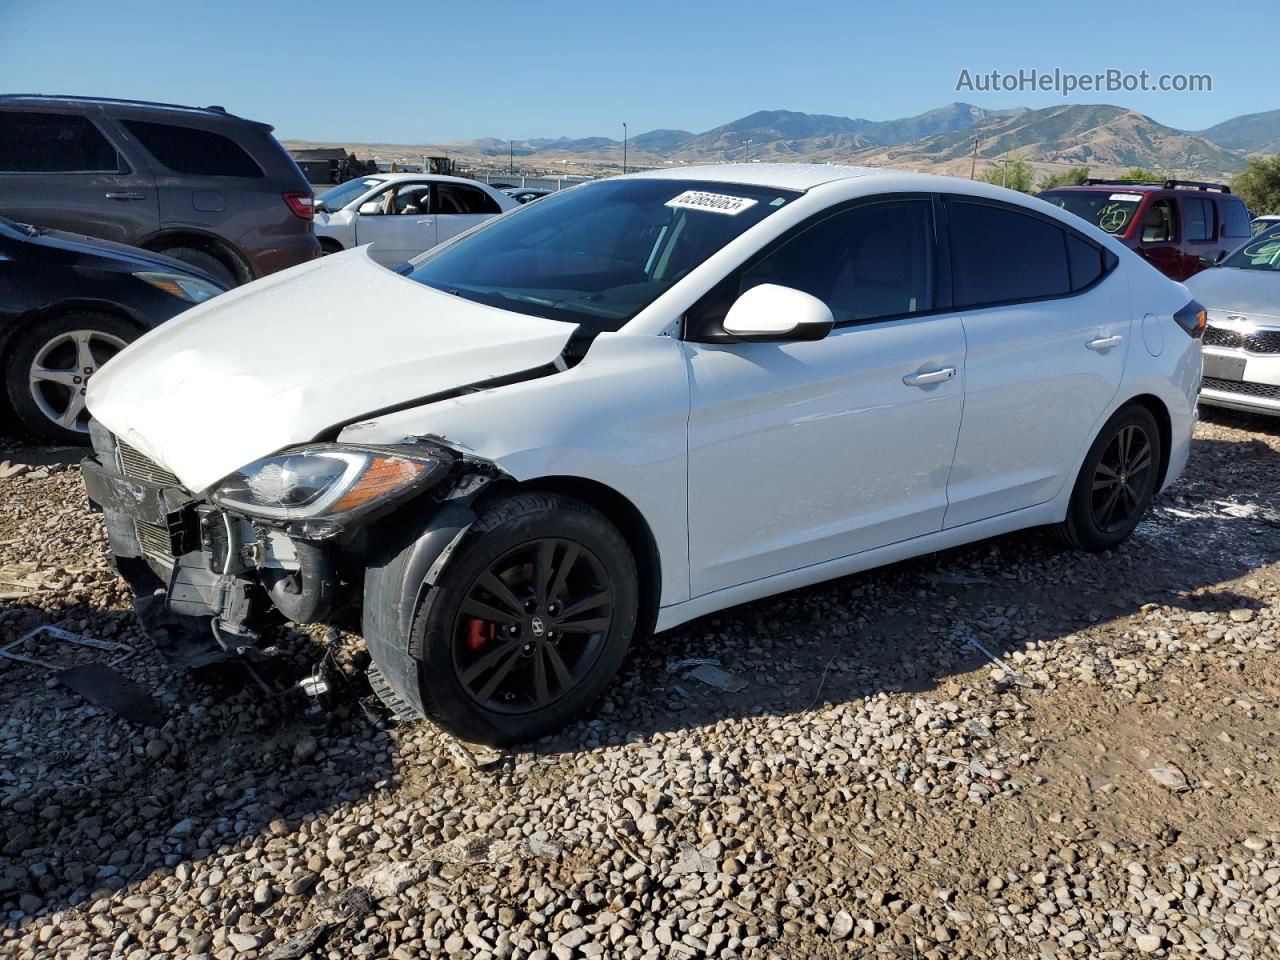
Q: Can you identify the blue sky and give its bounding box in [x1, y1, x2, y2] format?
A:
[1, 0, 1275, 142]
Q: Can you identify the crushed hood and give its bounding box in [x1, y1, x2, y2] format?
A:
[87, 248, 576, 491]
[1185, 267, 1280, 322]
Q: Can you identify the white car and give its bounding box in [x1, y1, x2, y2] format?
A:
[313, 173, 517, 267]
[83, 164, 1202, 744]
[1188, 222, 1280, 415]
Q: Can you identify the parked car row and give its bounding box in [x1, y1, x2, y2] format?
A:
[312, 174, 517, 266]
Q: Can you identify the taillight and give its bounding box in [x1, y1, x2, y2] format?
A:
[283, 192, 314, 220]
[1173, 299, 1207, 339]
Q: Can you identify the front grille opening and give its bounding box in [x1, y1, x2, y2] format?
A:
[1203, 325, 1280, 355]
[1202, 377, 1280, 401]
[118, 441, 181, 486]
[116, 440, 182, 564]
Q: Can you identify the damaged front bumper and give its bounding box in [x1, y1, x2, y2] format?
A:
[82, 421, 495, 712]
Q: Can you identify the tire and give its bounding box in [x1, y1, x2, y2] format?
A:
[1055, 404, 1162, 552]
[157, 246, 238, 288]
[318, 238, 344, 256]
[4, 312, 139, 444]
[408, 492, 639, 745]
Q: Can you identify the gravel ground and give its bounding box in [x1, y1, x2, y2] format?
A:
[1, 409, 1279, 960]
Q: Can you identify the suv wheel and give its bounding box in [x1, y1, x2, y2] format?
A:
[157, 246, 238, 288]
[4, 313, 137, 444]
[1056, 404, 1162, 551]
[409, 492, 639, 745]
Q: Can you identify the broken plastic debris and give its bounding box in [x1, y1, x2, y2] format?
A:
[687, 663, 748, 693]
[53, 662, 165, 727]
[666, 657, 720, 673]
[0, 624, 134, 671]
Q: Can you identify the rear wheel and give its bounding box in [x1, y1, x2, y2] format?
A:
[4, 313, 137, 444]
[409, 492, 639, 745]
[1056, 404, 1162, 551]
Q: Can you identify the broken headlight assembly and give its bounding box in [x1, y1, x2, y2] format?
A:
[209, 445, 451, 535]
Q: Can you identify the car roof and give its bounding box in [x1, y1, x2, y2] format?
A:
[0, 93, 265, 126]
[365, 172, 497, 188]
[630, 163, 886, 191]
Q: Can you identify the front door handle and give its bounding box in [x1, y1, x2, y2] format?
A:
[902, 366, 957, 387]
[1087, 335, 1124, 351]
[105, 191, 146, 201]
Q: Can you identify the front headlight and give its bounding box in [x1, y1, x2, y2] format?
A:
[134, 271, 225, 303]
[210, 445, 448, 524]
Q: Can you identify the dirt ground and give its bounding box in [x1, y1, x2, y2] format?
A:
[1, 408, 1278, 960]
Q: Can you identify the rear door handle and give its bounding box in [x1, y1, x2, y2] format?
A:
[1087, 335, 1124, 351]
[105, 191, 146, 201]
[902, 366, 957, 387]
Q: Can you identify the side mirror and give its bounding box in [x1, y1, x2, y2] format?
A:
[357, 201, 382, 216]
[1199, 251, 1226, 267]
[722, 284, 834, 343]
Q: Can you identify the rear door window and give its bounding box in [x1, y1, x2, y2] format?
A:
[946, 199, 1071, 307]
[435, 184, 502, 215]
[1181, 197, 1215, 242]
[0, 110, 122, 173]
[120, 119, 263, 177]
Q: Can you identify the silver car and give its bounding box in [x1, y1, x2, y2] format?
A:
[1188, 223, 1280, 416]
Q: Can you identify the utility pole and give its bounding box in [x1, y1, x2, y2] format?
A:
[622, 122, 628, 175]
[969, 137, 978, 180]
[508, 139, 514, 176]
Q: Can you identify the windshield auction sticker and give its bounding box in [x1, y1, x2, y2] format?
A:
[1109, 193, 1144, 202]
[665, 190, 759, 215]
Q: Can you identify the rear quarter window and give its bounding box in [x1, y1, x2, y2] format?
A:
[120, 119, 263, 177]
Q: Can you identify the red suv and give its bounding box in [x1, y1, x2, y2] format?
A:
[1039, 179, 1252, 281]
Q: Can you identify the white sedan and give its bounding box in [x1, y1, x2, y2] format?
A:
[313, 173, 517, 266]
[84, 164, 1202, 744]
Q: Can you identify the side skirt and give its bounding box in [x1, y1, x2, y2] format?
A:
[654, 499, 1063, 633]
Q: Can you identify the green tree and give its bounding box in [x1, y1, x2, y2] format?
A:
[1118, 167, 1163, 182]
[1037, 166, 1090, 191]
[979, 157, 1035, 194]
[1232, 155, 1280, 215]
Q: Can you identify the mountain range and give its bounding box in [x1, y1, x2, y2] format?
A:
[444, 102, 1280, 177]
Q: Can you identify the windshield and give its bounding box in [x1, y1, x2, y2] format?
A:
[405, 178, 799, 330]
[1222, 224, 1280, 271]
[1040, 190, 1144, 236]
[1252, 218, 1280, 237]
[316, 177, 385, 212]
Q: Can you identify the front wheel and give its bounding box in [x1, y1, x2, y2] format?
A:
[409, 492, 639, 745]
[4, 313, 137, 444]
[1056, 404, 1162, 552]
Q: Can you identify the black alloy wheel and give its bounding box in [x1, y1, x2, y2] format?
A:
[1057, 403, 1162, 552]
[405, 492, 639, 745]
[1089, 423, 1155, 534]
[453, 538, 614, 715]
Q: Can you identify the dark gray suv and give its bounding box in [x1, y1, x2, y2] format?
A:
[0, 95, 319, 286]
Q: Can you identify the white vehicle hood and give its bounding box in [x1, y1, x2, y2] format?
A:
[1185, 267, 1280, 322]
[86, 248, 576, 492]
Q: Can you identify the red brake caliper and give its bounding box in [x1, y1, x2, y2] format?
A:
[466, 618, 495, 652]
